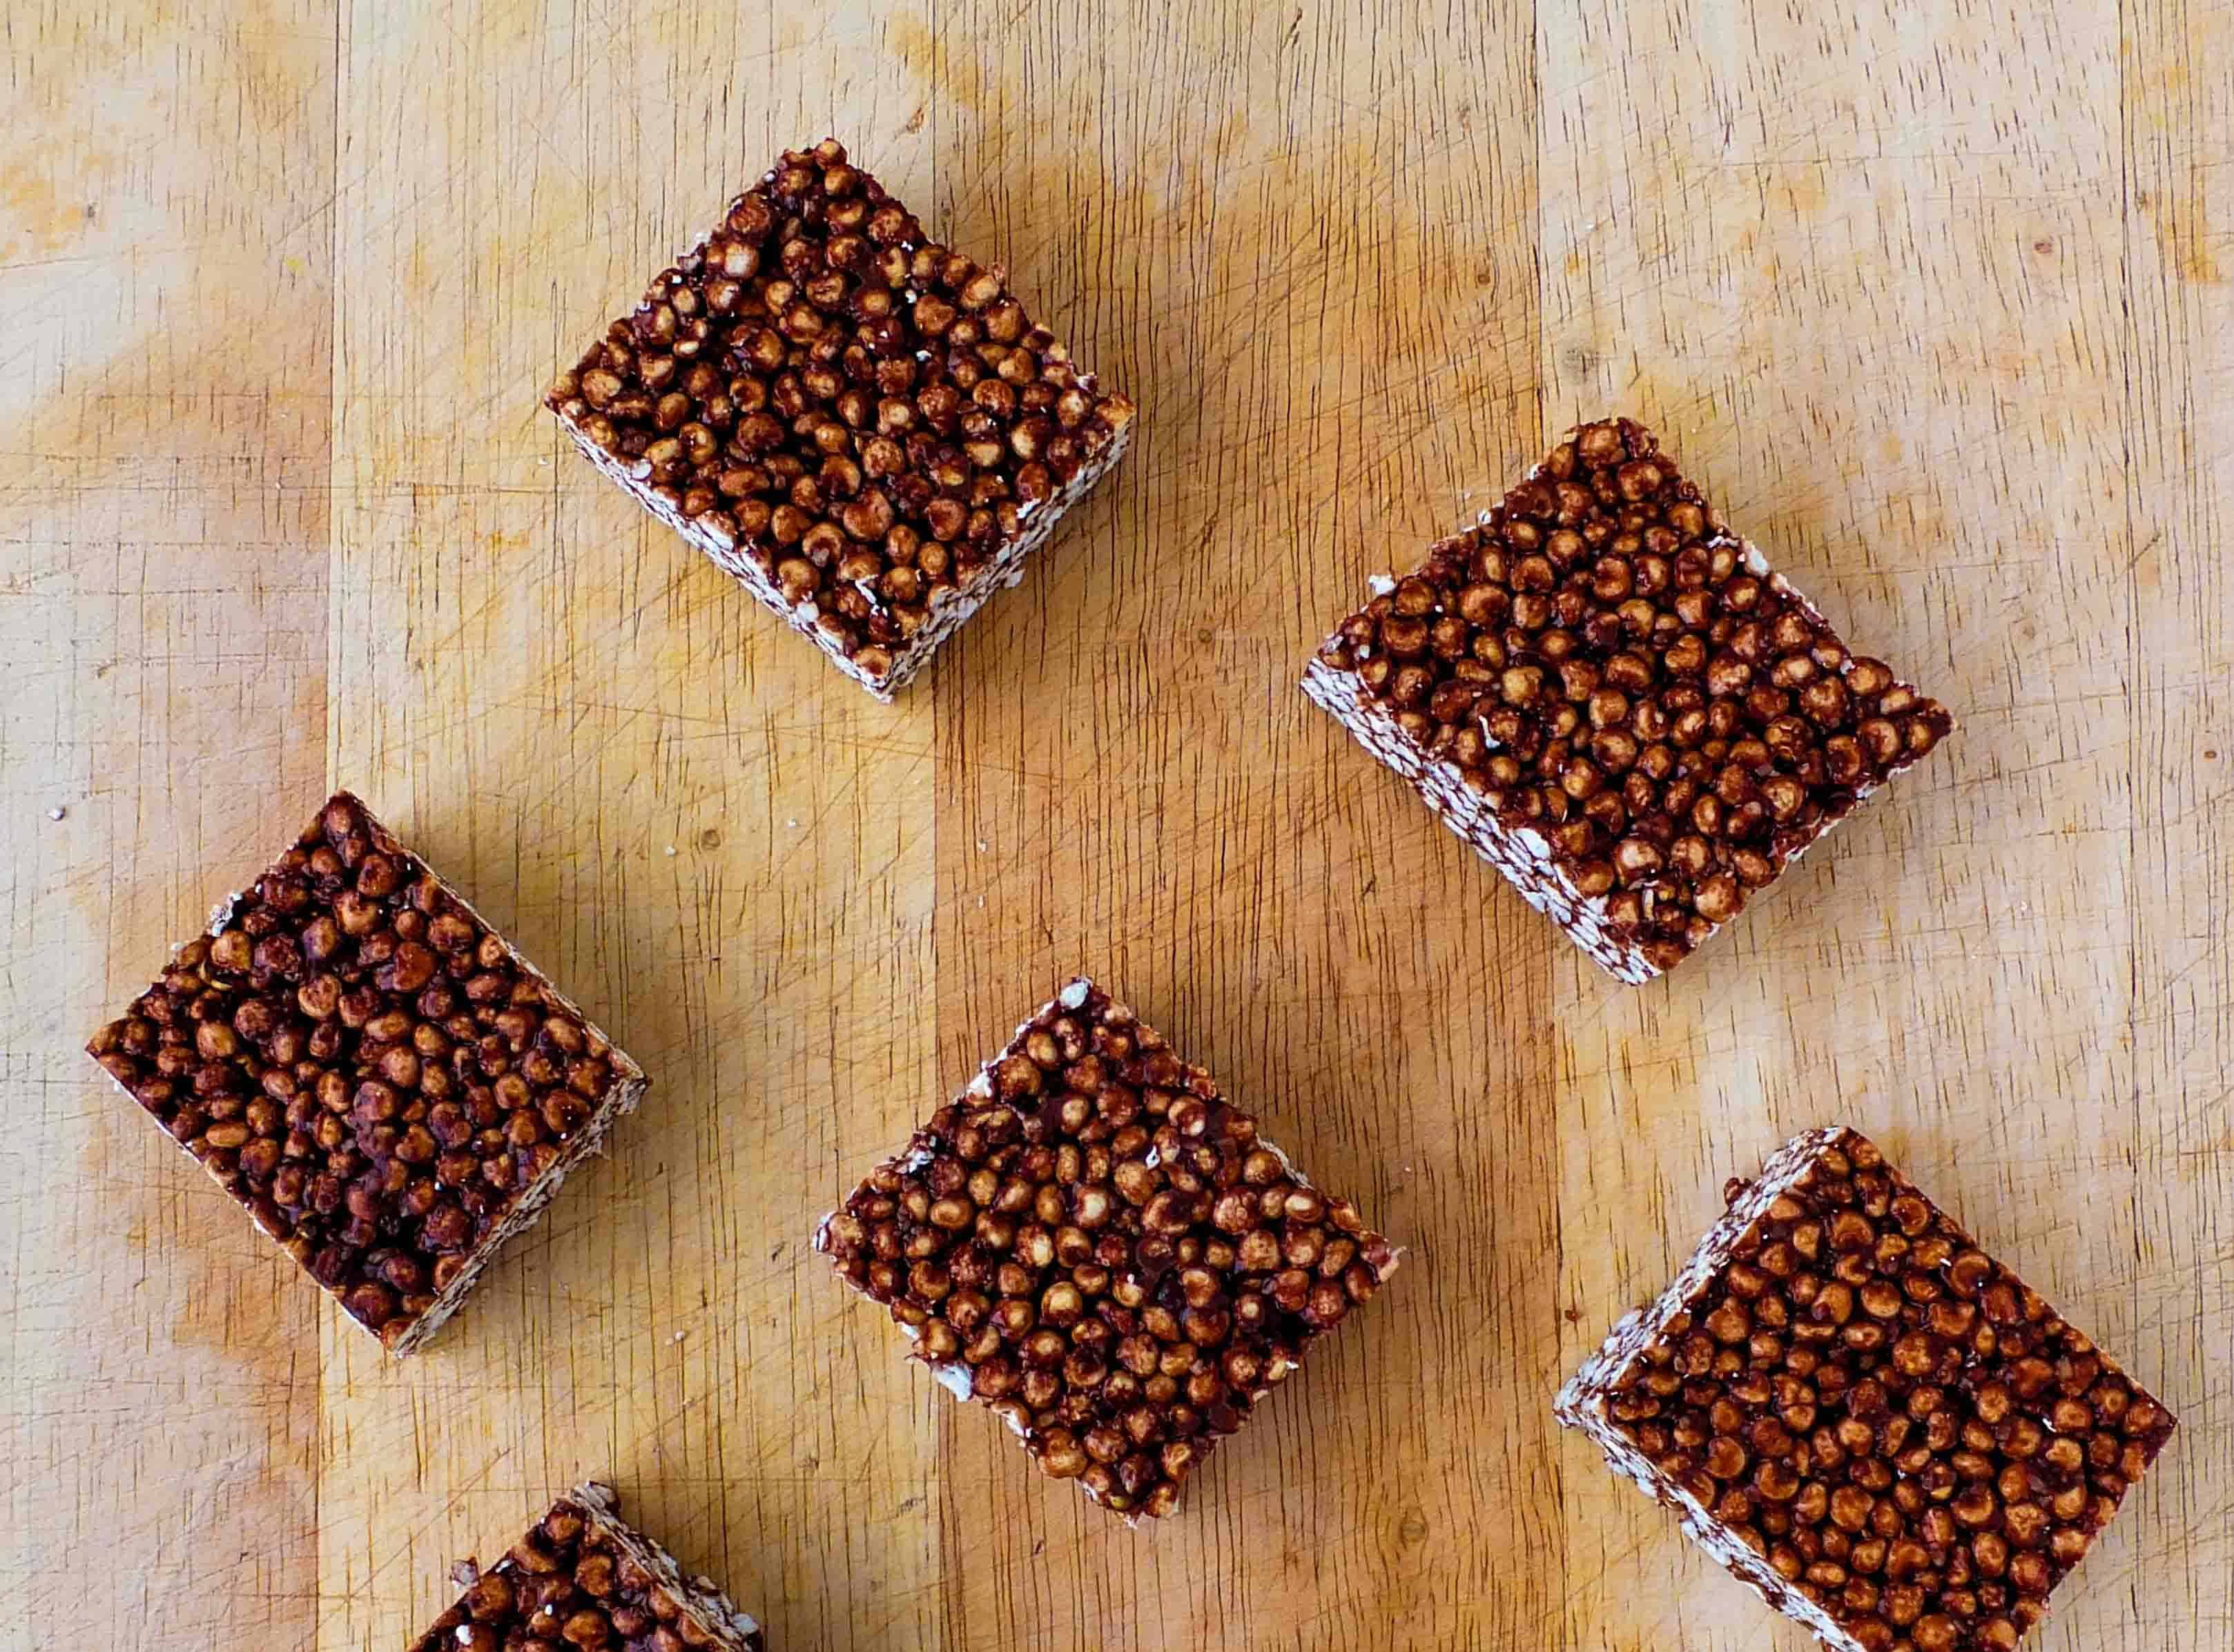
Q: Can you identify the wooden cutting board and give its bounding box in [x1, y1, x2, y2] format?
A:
[3, 3, 2227, 1648]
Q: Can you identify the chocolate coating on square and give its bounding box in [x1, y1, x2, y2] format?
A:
[410, 1484, 764, 1652]
[1314, 419, 1953, 974]
[1561, 1129, 2175, 1652]
[86, 791, 641, 1351]
[816, 978, 1399, 1523]
[545, 137, 1133, 685]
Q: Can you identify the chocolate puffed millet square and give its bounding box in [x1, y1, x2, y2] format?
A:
[85, 791, 647, 1354]
[546, 137, 1135, 699]
[815, 978, 1401, 1524]
[1556, 1127, 2176, 1652]
[1304, 418, 1954, 982]
[411, 1483, 764, 1652]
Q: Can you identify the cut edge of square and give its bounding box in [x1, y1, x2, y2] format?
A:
[550, 351, 1134, 703]
[1553, 1124, 1866, 1651]
[1303, 652, 1660, 983]
[567, 1482, 765, 1652]
[362, 800, 648, 1354]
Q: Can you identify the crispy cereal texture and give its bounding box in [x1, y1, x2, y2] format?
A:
[818, 977, 1399, 1523]
[1557, 1127, 2175, 1651]
[407, 1484, 764, 1652]
[86, 791, 646, 1354]
[547, 137, 1134, 699]
[1308, 418, 1952, 981]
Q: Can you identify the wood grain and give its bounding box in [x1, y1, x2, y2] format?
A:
[2, 2, 2226, 1649]
[0, 5, 335, 1647]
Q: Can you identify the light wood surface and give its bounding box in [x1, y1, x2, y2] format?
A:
[3, 3, 2227, 1649]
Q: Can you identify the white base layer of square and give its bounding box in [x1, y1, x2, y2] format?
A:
[1553, 1126, 1867, 1652]
[555, 410, 1131, 699]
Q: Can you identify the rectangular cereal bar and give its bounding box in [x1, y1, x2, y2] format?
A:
[1305, 418, 1953, 982]
[85, 790, 645, 1354]
[1556, 1127, 2175, 1652]
[411, 1483, 763, 1652]
[546, 137, 1134, 699]
[815, 977, 1399, 1524]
